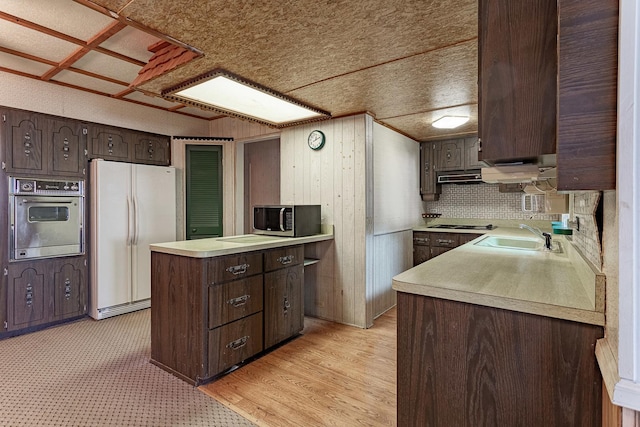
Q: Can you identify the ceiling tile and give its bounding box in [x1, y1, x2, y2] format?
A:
[52, 69, 128, 95]
[71, 50, 143, 83]
[99, 26, 161, 62]
[0, 20, 78, 63]
[1, 0, 115, 41]
[0, 51, 52, 76]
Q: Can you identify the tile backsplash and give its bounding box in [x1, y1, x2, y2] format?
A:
[570, 192, 602, 270]
[425, 183, 560, 221]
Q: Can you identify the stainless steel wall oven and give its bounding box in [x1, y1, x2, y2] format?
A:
[9, 177, 84, 261]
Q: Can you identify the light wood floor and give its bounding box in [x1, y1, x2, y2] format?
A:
[200, 306, 397, 427]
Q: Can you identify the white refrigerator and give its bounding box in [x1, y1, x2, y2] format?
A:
[89, 159, 176, 320]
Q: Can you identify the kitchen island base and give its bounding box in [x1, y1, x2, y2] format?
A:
[397, 292, 603, 427]
[150, 245, 305, 386]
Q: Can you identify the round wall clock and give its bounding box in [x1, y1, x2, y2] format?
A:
[307, 130, 326, 150]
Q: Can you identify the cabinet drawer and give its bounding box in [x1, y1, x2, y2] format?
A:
[264, 245, 304, 272]
[413, 232, 430, 246]
[208, 251, 263, 284]
[209, 275, 263, 329]
[208, 312, 263, 376]
[430, 233, 459, 248]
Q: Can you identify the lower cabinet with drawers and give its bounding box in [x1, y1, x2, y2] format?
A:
[413, 231, 482, 266]
[150, 244, 304, 385]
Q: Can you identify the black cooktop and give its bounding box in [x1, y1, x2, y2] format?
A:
[429, 224, 495, 230]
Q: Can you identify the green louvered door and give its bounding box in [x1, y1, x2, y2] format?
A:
[186, 145, 223, 239]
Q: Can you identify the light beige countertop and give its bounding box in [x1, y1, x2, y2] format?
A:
[150, 230, 334, 258]
[393, 226, 605, 326]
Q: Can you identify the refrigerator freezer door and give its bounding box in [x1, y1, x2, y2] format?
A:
[131, 164, 176, 302]
[90, 160, 133, 316]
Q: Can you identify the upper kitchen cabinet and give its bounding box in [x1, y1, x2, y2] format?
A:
[478, 0, 557, 164]
[556, 0, 618, 191]
[419, 142, 441, 201]
[132, 132, 171, 166]
[463, 137, 484, 170]
[434, 139, 464, 172]
[88, 124, 170, 166]
[2, 109, 86, 177]
[479, 0, 618, 191]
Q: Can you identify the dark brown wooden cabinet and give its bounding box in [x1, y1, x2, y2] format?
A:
[151, 245, 305, 385]
[412, 231, 481, 266]
[264, 245, 304, 349]
[478, 0, 618, 191]
[5, 257, 87, 332]
[478, 0, 558, 164]
[397, 292, 603, 427]
[434, 139, 464, 172]
[88, 124, 170, 166]
[2, 109, 87, 177]
[556, 0, 618, 191]
[419, 142, 440, 201]
[463, 137, 483, 170]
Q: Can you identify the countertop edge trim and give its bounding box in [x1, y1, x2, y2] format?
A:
[393, 281, 605, 326]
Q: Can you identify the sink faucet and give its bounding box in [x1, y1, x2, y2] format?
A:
[519, 224, 553, 250]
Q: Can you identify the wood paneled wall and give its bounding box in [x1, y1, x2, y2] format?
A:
[210, 117, 277, 141]
[281, 115, 371, 328]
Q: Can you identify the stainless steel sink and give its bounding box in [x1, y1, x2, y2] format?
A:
[474, 235, 562, 253]
[216, 235, 283, 244]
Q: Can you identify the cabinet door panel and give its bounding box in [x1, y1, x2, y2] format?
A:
[463, 137, 483, 170]
[434, 139, 464, 171]
[49, 118, 85, 176]
[208, 275, 263, 329]
[7, 266, 46, 329]
[52, 259, 86, 318]
[413, 246, 430, 266]
[208, 312, 263, 376]
[479, 0, 557, 162]
[5, 110, 45, 174]
[88, 126, 131, 161]
[133, 133, 170, 165]
[419, 142, 440, 197]
[264, 264, 304, 348]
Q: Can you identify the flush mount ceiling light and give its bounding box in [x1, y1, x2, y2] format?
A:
[162, 69, 330, 127]
[431, 115, 470, 129]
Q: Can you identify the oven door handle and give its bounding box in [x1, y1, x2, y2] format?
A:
[21, 199, 74, 204]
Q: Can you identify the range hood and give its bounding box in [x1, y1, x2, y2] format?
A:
[436, 170, 483, 184]
[481, 164, 540, 184]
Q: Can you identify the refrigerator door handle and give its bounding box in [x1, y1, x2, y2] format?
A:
[132, 195, 139, 245]
[126, 196, 132, 246]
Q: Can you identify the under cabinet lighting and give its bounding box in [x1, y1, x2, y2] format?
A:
[162, 70, 330, 127]
[432, 115, 469, 129]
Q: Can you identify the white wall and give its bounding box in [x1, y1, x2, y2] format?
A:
[372, 122, 423, 235]
[371, 122, 423, 316]
[0, 72, 209, 136]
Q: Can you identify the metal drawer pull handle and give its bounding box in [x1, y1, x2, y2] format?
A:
[226, 263, 249, 275]
[436, 239, 454, 244]
[227, 336, 249, 350]
[227, 294, 250, 307]
[277, 255, 294, 265]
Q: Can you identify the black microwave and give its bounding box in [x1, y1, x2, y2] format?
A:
[253, 205, 321, 237]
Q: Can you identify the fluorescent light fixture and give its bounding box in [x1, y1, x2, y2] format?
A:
[432, 115, 470, 129]
[162, 69, 330, 127]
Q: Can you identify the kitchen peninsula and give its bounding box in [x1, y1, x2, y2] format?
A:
[393, 226, 605, 426]
[148, 230, 333, 385]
